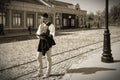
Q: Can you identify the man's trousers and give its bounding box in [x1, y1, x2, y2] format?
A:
[37, 48, 52, 75]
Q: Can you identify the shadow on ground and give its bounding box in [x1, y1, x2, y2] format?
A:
[67, 67, 116, 75]
[114, 60, 120, 63]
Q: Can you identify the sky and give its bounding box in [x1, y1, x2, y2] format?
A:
[58, 0, 120, 14]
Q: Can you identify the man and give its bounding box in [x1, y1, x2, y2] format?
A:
[34, 13, 55, 77]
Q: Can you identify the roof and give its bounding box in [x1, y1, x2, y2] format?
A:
[13, 0, 45, 5]
[53, 0, 73, 6]
[43, 0, 73, 7]
[11, 0, 74, 7]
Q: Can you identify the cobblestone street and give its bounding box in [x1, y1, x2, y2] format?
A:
[0, 26, 120, 80]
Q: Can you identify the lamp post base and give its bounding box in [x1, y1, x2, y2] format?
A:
[101, 55, 113, 63]
[102, 29, 114, 63]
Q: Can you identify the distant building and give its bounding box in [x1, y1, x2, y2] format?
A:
[0, 0, 87, 33]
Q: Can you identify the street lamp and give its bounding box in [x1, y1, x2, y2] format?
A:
[101, 0, 113, 63]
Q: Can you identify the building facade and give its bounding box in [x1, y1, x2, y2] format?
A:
[0, 0, 87, 33]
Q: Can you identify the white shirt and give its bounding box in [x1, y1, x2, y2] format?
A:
[36, 23, 55, 38]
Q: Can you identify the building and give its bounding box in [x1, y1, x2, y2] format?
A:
[0, 0, 87, 33]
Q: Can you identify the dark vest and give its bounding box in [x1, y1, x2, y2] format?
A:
[37, 22, 56, 56]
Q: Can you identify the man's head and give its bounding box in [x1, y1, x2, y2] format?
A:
[42, 13, 49, 23]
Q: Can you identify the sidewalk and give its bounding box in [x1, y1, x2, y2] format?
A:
[0, 28, 79, 38]
[62, 41, 120, 80]
[0, 31, 34, 38]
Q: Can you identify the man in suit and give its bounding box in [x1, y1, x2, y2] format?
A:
[34, 13, 55, 78]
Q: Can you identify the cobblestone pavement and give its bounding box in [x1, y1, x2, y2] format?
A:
[0, 26, 120, 80]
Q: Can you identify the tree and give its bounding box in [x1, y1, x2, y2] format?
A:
[95, 10, 105, 28]
[96, 10, 102, 28]
[86, 12, 95, 28]
[109, 3, 120, 25]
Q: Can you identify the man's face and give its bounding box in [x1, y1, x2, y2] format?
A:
[43, 17, 48, 23]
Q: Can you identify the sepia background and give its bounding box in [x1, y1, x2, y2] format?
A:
[0, 0, 120, 80]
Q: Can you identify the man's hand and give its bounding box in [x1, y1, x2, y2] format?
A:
[49, 34, 53, 39]
[36, 35, 40, 39]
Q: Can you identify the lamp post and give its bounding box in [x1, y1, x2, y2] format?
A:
[101, 0, 113, 63]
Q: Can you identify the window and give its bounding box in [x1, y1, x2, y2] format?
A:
[63, 18, 67, 26]
[27, 14, 34, 27]
[56, 19, 60, 25]
[71, 19, 75, 26]
[13, 13, 21, 27]
[81, 19, 83, 25]
[0, 12, 6, 26]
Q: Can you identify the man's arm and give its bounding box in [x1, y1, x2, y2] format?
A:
[36, 24, 41, 38]
[49, 24, 55, 37]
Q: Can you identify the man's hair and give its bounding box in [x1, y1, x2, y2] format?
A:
[43, 13, 48, 18]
